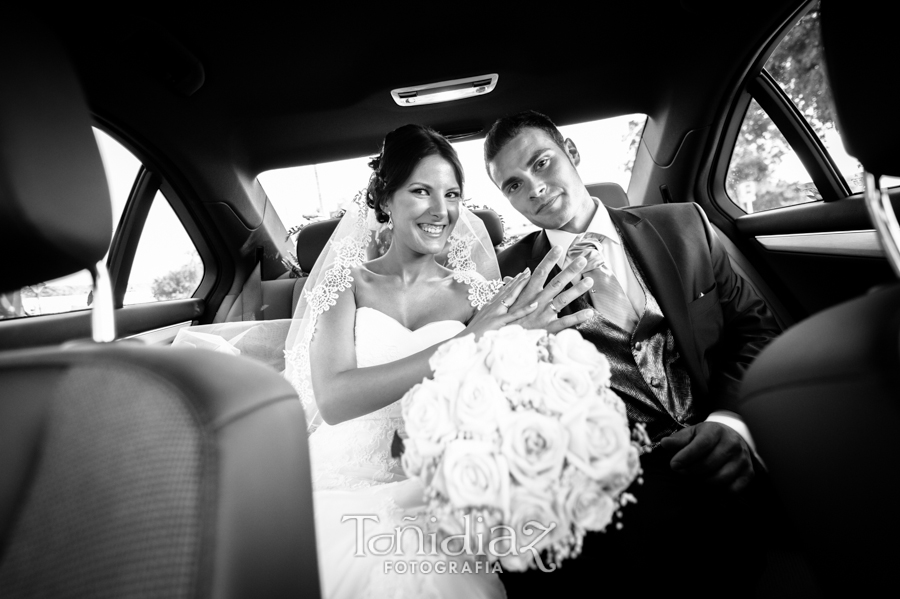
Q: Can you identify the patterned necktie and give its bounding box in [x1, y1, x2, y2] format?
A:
[567, 233, 639, 332]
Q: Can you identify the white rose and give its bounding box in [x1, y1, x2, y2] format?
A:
[482, 324, 544, 345]
[454, 373, 511, 438]
[402, 379, 456, 456]
[559, 469, 616, 532]
[433, 440, 511, 515]
[533, 362, 595, 415]
[484, 325, 546, 390]
[549, 329, 611, 388]
[501, 411, 569, 491]
[563, 398, 635, 483]
[497, 485, 567, 572]
[430, 333, 488, 380]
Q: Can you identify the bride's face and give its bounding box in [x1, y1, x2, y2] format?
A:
[386, 154, 461, 256]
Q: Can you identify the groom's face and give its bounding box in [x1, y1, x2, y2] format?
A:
[487, 127, 594, 233]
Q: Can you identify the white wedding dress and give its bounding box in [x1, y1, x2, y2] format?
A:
[308, 307, 506, 599]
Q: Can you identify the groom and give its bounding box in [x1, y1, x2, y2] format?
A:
[487, 111, 783, 595]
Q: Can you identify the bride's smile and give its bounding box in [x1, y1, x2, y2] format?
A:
[417, 223, 446, 236]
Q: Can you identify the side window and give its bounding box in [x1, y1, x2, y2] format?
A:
[726, 8, 826, 213]
[124, 190, 202, 305]
[726, 2, 898, 214]
[727, 99, 821, 213]
[0, 128, 203, 320]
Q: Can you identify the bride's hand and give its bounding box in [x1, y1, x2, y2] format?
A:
[460, 270, 538, 339]
[506, 247, 596, 334]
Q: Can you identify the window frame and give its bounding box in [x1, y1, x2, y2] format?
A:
[708, 0, 856, 219]
[0, 120, 219, 346]
[715, 71, 849, 216]
[94, 121, 217, 311]
[107, 166, 160, 308]
[747, 70, 848, 203]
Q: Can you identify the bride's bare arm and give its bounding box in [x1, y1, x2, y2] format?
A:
[310, 272, 538, 425]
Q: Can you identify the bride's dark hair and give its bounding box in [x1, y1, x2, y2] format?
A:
[366, 124, 464, 223]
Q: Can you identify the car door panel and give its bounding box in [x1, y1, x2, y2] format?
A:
[733, 192, 898, 317]
[707, 5, 897, 323]
[0, 299, 204, 351]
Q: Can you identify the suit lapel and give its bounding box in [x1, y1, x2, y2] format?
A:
[608, 208, 705, 393]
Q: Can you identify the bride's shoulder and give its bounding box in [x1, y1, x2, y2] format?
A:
[352, 260, 394, 286]
[350, 262, 377, 283]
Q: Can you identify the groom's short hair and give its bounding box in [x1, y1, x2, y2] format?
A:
[483, 110, 568, 164]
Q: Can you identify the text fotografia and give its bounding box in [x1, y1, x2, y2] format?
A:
[384, 560, 502, 575]
[342, 513, 560, 573]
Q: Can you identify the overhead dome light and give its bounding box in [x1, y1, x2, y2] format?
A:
[391, 74, 498, 107]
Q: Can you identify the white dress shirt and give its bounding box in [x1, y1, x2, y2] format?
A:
[546, 197, 644, 315]
[546, 198, 757, 452]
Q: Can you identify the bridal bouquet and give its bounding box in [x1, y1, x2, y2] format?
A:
[400, 325, 642, 572]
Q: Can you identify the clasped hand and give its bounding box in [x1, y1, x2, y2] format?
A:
[464, 246, 596, 338]
[660, 422, 755, 493]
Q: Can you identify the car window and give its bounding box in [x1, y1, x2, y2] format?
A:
[727, 99, 821, 213]
[0, 129, 203, 320]
[725, 2, 898, 214]
[124, 190, 203, 305]
[765, 4, 900, 192]
[258, 114, 647, 248]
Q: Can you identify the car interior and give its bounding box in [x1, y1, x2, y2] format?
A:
[1, 0, 897, 596]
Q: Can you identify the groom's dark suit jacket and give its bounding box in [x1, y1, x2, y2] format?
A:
[497, 202, 779, 418]
[497, 203, 783, 596]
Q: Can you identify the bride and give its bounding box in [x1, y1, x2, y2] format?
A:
[283, 125, 593, 598]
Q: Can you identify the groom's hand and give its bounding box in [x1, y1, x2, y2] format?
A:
[660, 422, 755, 493]
[507, 246, 595, 333]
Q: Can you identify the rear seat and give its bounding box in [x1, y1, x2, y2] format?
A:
[234, 209, 505, 321]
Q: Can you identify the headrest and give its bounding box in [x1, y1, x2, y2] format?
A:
[586, 183, 629, 208]
[822, 1, 900, 177]
[295, 208, 506, 274]
[470, 209, 504, 247]
[296, 219, 338, 273]
[0, 20, 112, 293]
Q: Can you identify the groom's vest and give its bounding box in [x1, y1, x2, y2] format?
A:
[574, 244, 698, 443]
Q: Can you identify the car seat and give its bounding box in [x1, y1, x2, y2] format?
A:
[0, 19, 320, 599]
[737, 1, 900, 595]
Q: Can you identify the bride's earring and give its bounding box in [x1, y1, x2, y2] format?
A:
[387, 212, 393, 230]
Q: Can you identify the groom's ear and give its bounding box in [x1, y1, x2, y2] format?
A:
[564, 138, 581, 167]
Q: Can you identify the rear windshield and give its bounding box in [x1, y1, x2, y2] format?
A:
[259, 114, 646, 243]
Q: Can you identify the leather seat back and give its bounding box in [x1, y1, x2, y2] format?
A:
[0, 19, 319, 598]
